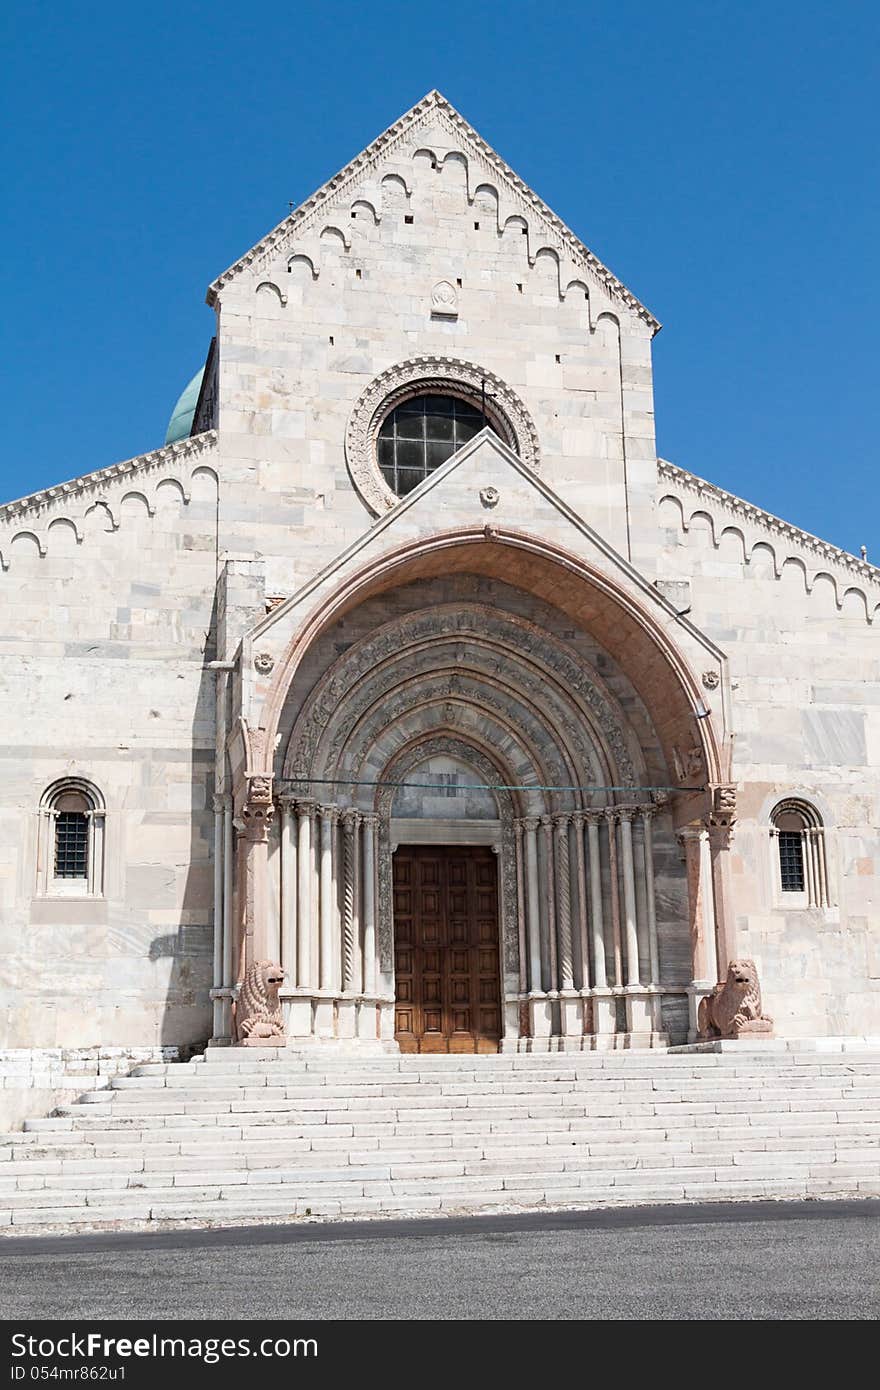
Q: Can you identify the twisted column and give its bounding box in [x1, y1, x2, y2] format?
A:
[554, 815, 574, 990]
[341, 809, 360, 993]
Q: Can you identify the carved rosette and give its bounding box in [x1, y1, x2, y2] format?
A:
[242, 775, 275, 841]
[344, 356, 540, 515]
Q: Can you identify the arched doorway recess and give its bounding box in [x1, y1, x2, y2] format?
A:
[236, 532, 732, 1050]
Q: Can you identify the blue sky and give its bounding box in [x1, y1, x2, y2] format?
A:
[2, 1, 877, 554]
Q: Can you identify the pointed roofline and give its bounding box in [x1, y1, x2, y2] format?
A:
[206, 90, 660, 332]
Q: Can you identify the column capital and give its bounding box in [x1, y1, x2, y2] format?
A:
[361, 811, 379, 829]
[320, 804, 340, 824]
[584, 808, 604, 826]
[242, 775, 275, 841]
[212, 792, 232, 814]
[539, 813, 553, 829]
[519, 816, 540, 833]
[294, 798, 316, 818]
[553, 813, 571, 831]
[676, 821, 704, 844]
[617, 805, 637, 823]
[341, 807, 361, 832]
[707, 783, 737, 832]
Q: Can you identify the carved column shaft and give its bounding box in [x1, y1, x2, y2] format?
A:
[586, 814, 607, 989]
[280, 798, 297, 984]
[573, 815, 590, 991]
[514, 819, 528, 994]
[540, 815, 558, 991]
[606, 812, 623, 987]
[295, 801, 314, 989]
[524, 818, 542, 992]
[319, 808, 336, 991]
[618, 810, 640, 986]
[362, 814, 377, 995]
[341, 811, 359, 993]
[642, 809, 660, 987]
[554, 816, 574, 990]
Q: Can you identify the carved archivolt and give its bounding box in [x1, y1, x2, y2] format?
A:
[345, 356, 540, 515]
[283, 604, 639, 793]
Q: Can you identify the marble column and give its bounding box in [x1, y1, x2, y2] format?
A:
[358, 813, 379, 1040]
[338, 808, 360, 1039]
[523, 816, 550, 1039]
[641, 806, 663, 1031]
[554, 815, 580, 1038]
[279, 796, 297, 984]
[605, 810, 623, 987]
[289, 799, 315, 1037]
[514, 818, 529, 994]
[540, 814, 558, 992]
[210, 792, 225, 1043]
[240, 776, 275, 972]
[586, 811, 614, 1039]
[314, 806, 337, 1037]
[572, 812, 591, 993]
[618, 809, 640, 987]
[620, 806, 652, 1039]
[679, 821, 719, 1041]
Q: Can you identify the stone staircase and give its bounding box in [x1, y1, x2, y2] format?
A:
[2, 1050, 880, 1231]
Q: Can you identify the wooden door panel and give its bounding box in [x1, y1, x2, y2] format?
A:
[393, 845, 500, 1054]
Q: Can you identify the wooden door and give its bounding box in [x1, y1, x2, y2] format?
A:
[393, 846, 501, 1053]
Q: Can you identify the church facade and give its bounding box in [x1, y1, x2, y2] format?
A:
[2, 92, 879, 1082]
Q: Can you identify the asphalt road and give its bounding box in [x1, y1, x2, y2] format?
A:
[2, 1200, 878, 1320]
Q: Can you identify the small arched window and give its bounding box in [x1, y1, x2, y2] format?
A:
[37, 779, 106, 897]
[770, 799, 829, 908]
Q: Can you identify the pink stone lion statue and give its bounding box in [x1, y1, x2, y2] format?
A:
[234, 961, 286, 1045]
[698, 959, 774, 1041]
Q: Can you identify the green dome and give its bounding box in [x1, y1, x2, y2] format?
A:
[164, 368, 205, 445]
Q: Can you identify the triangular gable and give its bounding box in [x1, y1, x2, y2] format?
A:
[249, 430, 721, 670]
[207, 91, 660, 332]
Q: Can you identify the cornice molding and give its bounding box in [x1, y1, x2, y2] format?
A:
[206, 91, 660, 332]
[658, 457, 879, 587]
[0, 431, 218, 525]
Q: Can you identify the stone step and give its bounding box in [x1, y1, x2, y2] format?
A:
[5, 1051, 879, 1232]
[5, 1169, 880, 1227]
[3, 1139, 879, 1192]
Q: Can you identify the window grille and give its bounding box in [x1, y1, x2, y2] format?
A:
[770, 799, 829, 907]
[37, 780, 105, 896]
[777, 829, 805, 893]
[377, 393, 488, 496]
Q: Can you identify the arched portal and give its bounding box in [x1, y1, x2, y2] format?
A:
[234, 531, 731, 1051]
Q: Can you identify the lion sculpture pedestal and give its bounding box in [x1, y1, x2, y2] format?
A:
[698, 959, 774, 1041]
[234, 961, 286, 1046]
